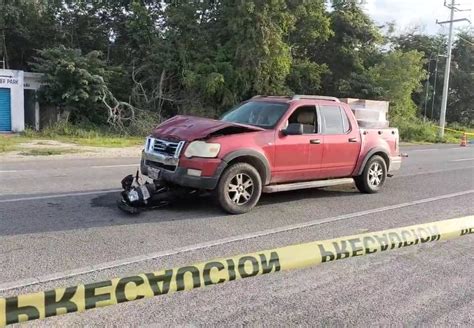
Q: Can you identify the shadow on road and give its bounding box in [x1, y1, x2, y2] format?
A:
[0, 184, 358, 236]
[90, 184, 358, 214]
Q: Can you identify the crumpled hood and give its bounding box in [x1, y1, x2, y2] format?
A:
[151, 115, 264, 141]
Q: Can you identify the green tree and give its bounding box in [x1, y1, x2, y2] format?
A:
[169, 0, 296, 116]
[31, 46, 110, 123]
[368, 50, 425, 118]
[224, 0, 294, 96]
[1, 0, 62, 70]
[285, 0, 331, 94]
[4, 0, 469, 133]
[449, 30, 474, 125]
[314, 1, 383, 96]
[392, 31, 447, 120]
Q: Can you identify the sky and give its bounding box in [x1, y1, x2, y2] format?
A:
[363, 0, 473, 35]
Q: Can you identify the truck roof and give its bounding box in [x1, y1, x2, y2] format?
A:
[251, 95, 341, 105]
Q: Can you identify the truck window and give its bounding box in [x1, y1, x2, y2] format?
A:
[220, 101, 289, 129]
[320, 105, 349, 134]
[287, 106, 318, 134]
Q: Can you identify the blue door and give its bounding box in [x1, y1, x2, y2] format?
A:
[0, 88, 11, 131]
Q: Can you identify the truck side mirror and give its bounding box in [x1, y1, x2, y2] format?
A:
[282, 123, 304, 136]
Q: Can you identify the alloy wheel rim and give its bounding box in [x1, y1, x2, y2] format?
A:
[368, 162, 384, 187]
[228, 173, 254, 205]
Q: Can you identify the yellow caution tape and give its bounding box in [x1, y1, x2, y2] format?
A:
[0, 216, 473, 326]
[436, 126, 474, 136]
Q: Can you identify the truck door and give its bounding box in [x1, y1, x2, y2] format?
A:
[272, 105, 324, 183]
[319, 104, 361, 178]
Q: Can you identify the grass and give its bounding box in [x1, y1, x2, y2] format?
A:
[392, 116, 473, 144]
[60, 136, 143, 147]
[22, 124, 144, 148]
[436, 124, 473, 143]
[18, 148, 82, 156]
[0, 135, 31, 153]
[0, 122, 144, 153]
[0, 134, 142, 153]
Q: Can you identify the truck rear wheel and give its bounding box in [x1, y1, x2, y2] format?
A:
[354, 155, 387, 194]
[216, 163, 262, 214]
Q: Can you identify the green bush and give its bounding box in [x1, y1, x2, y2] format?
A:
[447, 122, 473, 134]
[391, 117, 437, 142]
[25, 119, 152, 139]
[390, 117, 461, 143]
[24, 122, 99, 139]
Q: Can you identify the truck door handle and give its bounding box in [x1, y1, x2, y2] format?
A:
[310, 139, 321, 144]
[348, 138, 358, 143]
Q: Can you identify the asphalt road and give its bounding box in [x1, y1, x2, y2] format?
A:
[0, 144, 473, 326]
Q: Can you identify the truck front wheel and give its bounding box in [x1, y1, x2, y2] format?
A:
[354, 155, 387, 194]
[216, 163, 262, 214]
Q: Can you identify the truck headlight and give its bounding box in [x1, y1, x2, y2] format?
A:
[144, 136, 153, 152]
[184, 141, 221, 158]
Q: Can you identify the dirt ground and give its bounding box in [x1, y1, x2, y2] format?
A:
[0, 139, 142, 162]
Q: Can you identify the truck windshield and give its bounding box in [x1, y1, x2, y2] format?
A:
[220, 101, 289, 129]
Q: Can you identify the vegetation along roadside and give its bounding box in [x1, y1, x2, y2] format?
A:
[1, 1, 472, 144]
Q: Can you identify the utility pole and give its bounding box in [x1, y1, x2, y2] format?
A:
[430, 54, 447, 120]
[423, 53, 435, 123]
[436, 0, 471, 138]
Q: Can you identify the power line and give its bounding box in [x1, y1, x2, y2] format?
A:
[457, 35, 474, 46]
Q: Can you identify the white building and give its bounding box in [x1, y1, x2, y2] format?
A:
[0, 69, 43, 132]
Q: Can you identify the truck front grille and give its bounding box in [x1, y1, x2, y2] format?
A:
[153, 139, 178, 156]
[147, 138, 184, 158]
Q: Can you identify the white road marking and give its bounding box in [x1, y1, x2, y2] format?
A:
[409, 147, 470, 152]
[0, 189, 472, 292]
[0, 170, 33, 173]
[0, 189, 121, 203]
[0, 166, 471, 202]
[91, 164, 138, 169]
[395, 166, 473, 177]
[450, 158, 474, 162]
[410, 149, 437, 153]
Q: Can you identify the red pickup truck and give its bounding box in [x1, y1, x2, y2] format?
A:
[137, 95, 402, 214]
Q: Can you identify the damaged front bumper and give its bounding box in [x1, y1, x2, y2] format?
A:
[141, 150, 224, 190]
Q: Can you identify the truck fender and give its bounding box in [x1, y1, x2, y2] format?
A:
[219, 149, 271, 185]
[355, 147, 390, 176]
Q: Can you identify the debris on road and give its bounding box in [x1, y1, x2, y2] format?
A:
[118, 171, 198, 215]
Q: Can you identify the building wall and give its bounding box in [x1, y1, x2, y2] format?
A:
[24, 72, 43, 90]
[0, 69, 43, 132]
[0, 69, 24, 132]
[24, 72, 43, 131]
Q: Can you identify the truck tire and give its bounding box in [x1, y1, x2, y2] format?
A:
[215, 163, 262, 214]
[354, 155, 387, 194]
